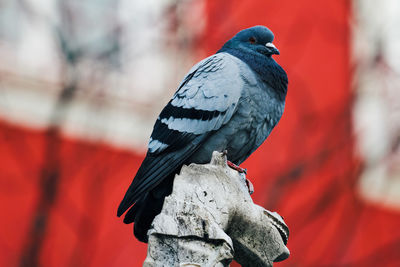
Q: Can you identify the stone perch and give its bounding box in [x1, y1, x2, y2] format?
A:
[143, 151, 290, 267]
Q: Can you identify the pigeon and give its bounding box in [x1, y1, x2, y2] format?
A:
[117, 25, 288, 242]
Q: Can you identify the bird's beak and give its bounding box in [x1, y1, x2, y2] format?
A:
[265, 42, 280, 55]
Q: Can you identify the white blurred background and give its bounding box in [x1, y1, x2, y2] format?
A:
[353, 0, 400, 209]
[0, 0, 204, 150]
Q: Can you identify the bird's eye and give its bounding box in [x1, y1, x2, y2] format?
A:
[249, 36, 257, 44]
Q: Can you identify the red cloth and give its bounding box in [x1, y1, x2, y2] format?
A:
[0, 122, 147, 266]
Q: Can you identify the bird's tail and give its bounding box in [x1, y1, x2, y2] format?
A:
[123, 173, 175, 243]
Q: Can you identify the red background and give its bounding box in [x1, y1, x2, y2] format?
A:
[1, 0, 400, 266]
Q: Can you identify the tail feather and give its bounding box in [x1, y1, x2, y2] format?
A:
[122, 196, 143, 224]
[117, 135, 207, 217]
[117, 153, 177, 217]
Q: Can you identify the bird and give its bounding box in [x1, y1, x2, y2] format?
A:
[117, 25, 288, 242]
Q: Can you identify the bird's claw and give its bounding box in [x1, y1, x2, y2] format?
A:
[226, 160, 253, 194]
[246, 178, 254, 195]
[227, 160, 247, 174]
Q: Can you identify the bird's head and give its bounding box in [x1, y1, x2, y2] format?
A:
[219, 26, 280, 57]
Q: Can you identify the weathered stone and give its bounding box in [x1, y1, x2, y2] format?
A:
[143, 151, 289, 266]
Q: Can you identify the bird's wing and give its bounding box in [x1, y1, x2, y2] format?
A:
[117, 53, 244, 217]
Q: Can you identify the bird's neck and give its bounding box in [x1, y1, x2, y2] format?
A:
[218, 47, 288, 101]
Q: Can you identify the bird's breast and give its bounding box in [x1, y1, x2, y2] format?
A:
[188, 55, 285, 166]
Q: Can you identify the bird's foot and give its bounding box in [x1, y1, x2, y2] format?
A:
[246, 178, 254, 195]
[227, 160, 253, 195]
[227, 160, 247, 174]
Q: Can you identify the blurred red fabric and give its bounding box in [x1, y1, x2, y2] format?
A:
[0, 121, 147, 266]
[1, 0, 400, 266]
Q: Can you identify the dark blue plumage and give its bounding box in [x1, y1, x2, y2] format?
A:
[117, 26, 288, 242]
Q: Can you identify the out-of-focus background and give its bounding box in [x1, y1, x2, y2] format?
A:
[1, 0, 400, 266]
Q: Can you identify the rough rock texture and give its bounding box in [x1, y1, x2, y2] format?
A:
[143, 151, 290, 266]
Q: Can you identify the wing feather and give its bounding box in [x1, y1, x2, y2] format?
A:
[117, 53, 245, 217]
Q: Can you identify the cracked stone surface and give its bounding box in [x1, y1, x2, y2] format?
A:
[143, 151, 290, 266]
